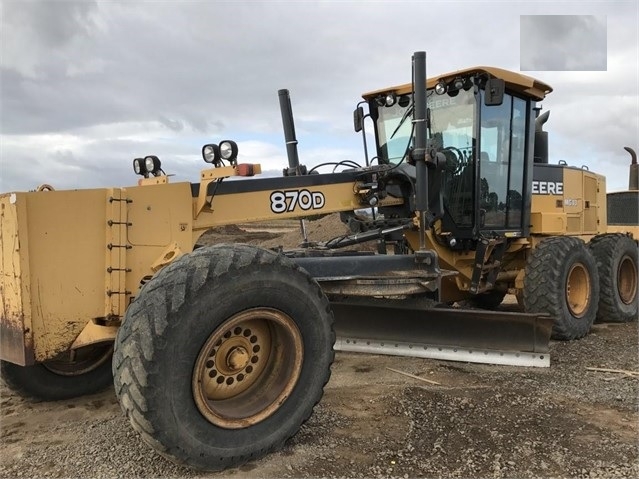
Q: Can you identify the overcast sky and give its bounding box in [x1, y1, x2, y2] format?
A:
[520, 15, 608, 71]
[1, 1, 637, 193]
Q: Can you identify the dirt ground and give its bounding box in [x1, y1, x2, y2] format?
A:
[1, 216, 638, 478]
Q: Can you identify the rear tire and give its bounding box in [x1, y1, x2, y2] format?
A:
[1, 344, 113, 400]
[523, 236, 600, 340]
[588, 234, 638, 322]
[112, 244, 335, 471]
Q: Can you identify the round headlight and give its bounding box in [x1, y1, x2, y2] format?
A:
[219, 140, 238, 162]
[398, 95, 411, 108]
[435, 81, 447, 95]
[144, 155, 161, 175]
[453, 77, 464, 90]
[202, 144, 219, 164]
[384, 93, 397, 107]
[133, 158, 144, 175]
[145, 156, 155, 173]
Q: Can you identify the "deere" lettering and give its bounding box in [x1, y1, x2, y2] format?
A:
[532, 180, 563, 195]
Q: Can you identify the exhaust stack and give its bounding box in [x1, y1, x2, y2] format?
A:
[411, 51, 429, 251]
[278, 89, 302, 175]
[534, 110, 550, 164]
[625, 146, 638, 191]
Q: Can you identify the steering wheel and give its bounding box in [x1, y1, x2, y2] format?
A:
[441, 147, 465, 174]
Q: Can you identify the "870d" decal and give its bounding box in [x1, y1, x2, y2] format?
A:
[270, 189, 326, 214]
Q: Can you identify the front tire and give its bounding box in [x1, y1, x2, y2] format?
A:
[112, 244, 335, 471]
[588, 234, 638, 322]
[1, 344, 114, 400]
[523, 236, 600, 340]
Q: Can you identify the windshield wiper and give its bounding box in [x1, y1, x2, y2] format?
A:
[389, 90, 434, 140]
[389, 103, 414, 140]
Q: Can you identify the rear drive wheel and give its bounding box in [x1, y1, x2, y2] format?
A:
[589, 234, 638, 322]
[523, 236, 600, 340]
[113, 244, 334, 471]
[1, 343, 114, 400]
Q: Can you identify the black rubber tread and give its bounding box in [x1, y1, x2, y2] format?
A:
[0, 353, 113, 401]
[523, 236, 600, 340]
[112, 244, 335, 471]
[460, 290, 506, 310]
[588, 233, 638, 323]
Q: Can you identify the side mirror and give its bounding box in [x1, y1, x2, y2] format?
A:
[484, 78, 505, 106]
[353, 106, 364, 132]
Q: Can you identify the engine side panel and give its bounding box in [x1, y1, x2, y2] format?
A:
[530, 164, 606, 236]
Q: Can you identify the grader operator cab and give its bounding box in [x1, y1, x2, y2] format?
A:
[351, 64, 637, 337]
[1, 52, 637, 471]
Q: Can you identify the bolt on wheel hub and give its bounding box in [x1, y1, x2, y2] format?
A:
[193, 308, 303, 429]
[227, 346, 249, 371]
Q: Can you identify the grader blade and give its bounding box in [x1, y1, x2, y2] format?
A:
[330, 299, 553, 367]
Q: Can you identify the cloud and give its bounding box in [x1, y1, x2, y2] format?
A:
[520, 15, 607, 71]
[0, 1, 637, 195]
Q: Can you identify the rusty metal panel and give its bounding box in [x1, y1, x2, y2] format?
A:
[0, 193, 34, 365]
[18, 189, 110, 362]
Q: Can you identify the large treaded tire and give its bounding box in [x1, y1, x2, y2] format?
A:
[1, 345, 113, 401]
[523, 236, 600, 340]
[588, 234, 638, 322]
[112, 244, 335, 471]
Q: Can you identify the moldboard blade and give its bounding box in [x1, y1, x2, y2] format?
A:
[330, 299, 553, 367]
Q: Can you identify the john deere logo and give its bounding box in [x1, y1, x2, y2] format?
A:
[532, 180, 563, 195]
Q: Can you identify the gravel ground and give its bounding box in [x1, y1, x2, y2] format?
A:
[1, 321, 637, 478]
[2, 221, 638, 477]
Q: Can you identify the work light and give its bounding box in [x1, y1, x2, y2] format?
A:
[219, 140, 238, 163]
[384, 93, 397, 107]
[133, 158, 145, 176]
[144, 155, 162, 176]
[435, 81, 447, 95]
[202, 144, 220, 164]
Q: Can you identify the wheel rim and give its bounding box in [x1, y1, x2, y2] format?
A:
[43, 343, 113, 376]
[192, 308, 303, 429]
[565, 263, 590, 318]
[618, 255, 637, 305]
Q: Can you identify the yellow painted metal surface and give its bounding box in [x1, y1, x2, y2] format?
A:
[363, 66, 552, 101]
[607, 224, 639, 237]
[71, 320, 119, 349]
[530, 210, 565, 235]
[0, 182, 199, 364]
[1, 190, 112, 363]
[1, 193, 34, 365]
[124, 182, 194, 300]
[191, 181, 388, 230]
[531, 167, 605, 236]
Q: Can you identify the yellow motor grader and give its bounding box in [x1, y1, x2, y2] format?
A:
[0, 52, 636, 471]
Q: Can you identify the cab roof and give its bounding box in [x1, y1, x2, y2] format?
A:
[362, 66, 553, 101]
